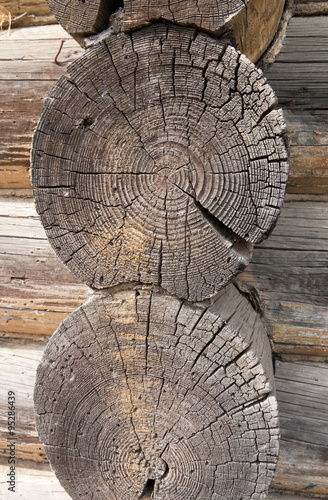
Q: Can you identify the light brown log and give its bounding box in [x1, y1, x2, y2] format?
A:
[31, 24, 288, 301]
[0, 0, 56, 28]
[2, 198, 328, 357]
[34, 284, 279, 499]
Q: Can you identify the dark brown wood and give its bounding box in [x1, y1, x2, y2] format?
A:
[34, 284, 279, 499]
[31, 24, 288, 301]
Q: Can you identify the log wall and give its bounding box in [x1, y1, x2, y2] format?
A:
[0, 8, 328, 499]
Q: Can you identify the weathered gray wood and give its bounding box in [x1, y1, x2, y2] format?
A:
[2, 22, 325, 197]
[31, 23, 288, 301]
[0, 26, 83, 193]
[45, 0, 285, 63]
[240, 201, 328, 357]
[46, 0, 122, 36]
[264, 16, 328, 195]
[34, 284, 279, 499]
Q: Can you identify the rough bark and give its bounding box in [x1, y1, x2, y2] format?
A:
[34, 284, 279, 499]
[31, 24, 288, 301]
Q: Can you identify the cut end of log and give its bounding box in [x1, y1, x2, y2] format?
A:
[34, 284, 279, 500]
[31, 24, 288, 301]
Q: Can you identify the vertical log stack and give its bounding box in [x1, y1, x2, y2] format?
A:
[32, 1, 288, 499]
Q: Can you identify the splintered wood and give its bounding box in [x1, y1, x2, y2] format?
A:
[34, 284, 279, 500]
[31, 24, 288, 302]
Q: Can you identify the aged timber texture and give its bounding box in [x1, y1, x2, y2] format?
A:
[44, 0, 285, 62]
[31, 23, 288, 302]
[34, 284, 279, 500]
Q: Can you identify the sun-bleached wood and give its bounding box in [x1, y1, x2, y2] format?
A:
[31, 24, 288, 301]
[34, 284, 279, 499]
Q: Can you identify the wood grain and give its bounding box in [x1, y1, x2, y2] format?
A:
[2, 197, 327, 357]
[34, 285, 279, 499]
[0, 0, 56, 28]
[0, 26, 83, 193]
[1, 339, 326, 496]
[2, 21, 326, 197]
[31, 23, 288, 301]
[0, 459, 314, 500]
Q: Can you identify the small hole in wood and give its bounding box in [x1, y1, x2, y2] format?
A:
[99, 275, 104, 284]
[82, 117, 94, 127]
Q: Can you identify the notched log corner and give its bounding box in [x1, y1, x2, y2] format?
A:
[30, 23, 289, 302]
[34, 283, 279, 500]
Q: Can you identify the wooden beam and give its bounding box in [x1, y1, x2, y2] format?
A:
[2, 197, 327, 357]
[264, 16, 328, 195]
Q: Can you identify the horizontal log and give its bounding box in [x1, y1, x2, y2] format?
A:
[1, 339, 327, 495]
[1, 197, 327, 357]
[294, 1, 328, 15]
[263, 16, 328, 195]
[0, 0, 56, 28]
[0, 25, 84, 193]
[2, 20, 327, 196]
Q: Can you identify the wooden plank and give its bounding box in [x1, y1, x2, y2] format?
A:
[264, 16, 328, 195]
[1, 198, 327, 356]
[1, 341, 326, 496]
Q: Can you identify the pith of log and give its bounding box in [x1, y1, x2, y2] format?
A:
[43, 0, 285, 62]
[31, 24, 288, 301]
[34, 284, 279, 499]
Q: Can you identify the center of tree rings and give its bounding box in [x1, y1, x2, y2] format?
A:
[31, 24, 288, 301]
